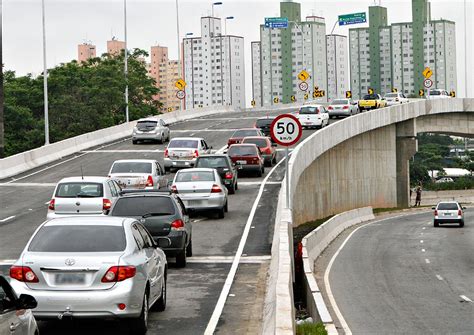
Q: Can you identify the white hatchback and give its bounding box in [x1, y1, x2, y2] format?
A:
[296, 105, 329, 129]
[384, 92, 409, 106]
[433, 201, 466, 227]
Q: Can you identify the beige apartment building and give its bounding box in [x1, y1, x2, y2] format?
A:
[149, 45, 181, 112]
[77, 43, 96, 62]
[107, 39, 126, 56]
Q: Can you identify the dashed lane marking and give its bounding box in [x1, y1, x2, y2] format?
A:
[80, 149, 165, 153]
[0, 259, 16, 265]
[238, 181, 282, 186]
[172, 129, 237, 133]
[460, 295, 472, 303]
[425, 259, 431, 264]
[436, 275, 444, 281]
[0, 216, 15, 223]
[187, 255, 271, 264]
[422, 249, 426, 252]
[420, 240, 424, 243]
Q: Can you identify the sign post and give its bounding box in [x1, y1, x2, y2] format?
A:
[270, 114, 302, 209]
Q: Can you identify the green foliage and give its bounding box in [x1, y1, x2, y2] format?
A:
[4, 49, 161, 156]
[296, 322, 327, 335]
[425, 177, 474, 191]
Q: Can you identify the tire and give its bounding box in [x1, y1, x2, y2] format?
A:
[164, 166, 170, 173]
[154, 275, 167, 312]
[228, 183, 235, 194]
[129, 293, 149, 335]
[217, 206, 225, 219]
[176, 245, 187, 268]
[272, 156, 277, 164]
[460, 221, 464, 228]
[224, 201, 228, 213]
[256, 168, 262, 177]
[235, 181, 238, 190]
[186, 239, 193, 256]
[132, 140, 138, 145]
[158, 135, 164, 144]
[434, 221, 439, 227]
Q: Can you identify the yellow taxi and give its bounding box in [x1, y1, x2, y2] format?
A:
[358, 93, 387, 111]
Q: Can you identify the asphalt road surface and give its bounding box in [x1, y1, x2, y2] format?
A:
[326, 211, 474, 334]
[0, 108, 332, 334]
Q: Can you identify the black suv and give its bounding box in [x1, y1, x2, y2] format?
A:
[254, 116, 276, 140]
[195, 154, 238, 194]
[110, 191, 192, 267]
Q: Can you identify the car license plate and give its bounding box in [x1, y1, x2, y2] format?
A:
[237, 160, 247, 165]
[444, 213, 452, 216]
[188, 200, 202, 206]
[305, 122, 312, 125]
[55, 273, 85, 285]
[224, 180, 231, 184]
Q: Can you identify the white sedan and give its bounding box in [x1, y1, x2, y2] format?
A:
[383, 92, 409, 106]
[296, 104, 329, 129]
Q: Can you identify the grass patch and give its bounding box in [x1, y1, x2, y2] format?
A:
[296, 322, 327, 335]
[293, 216, 333, 243]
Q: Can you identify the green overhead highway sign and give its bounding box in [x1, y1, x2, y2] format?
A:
[338, 12, 367, 26]
[264, 17, 288, 29]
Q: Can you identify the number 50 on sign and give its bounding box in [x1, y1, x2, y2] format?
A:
[270, 114, 302, 147]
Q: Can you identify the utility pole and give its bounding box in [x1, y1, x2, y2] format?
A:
[124, 0, 129, 123]
[0, 0, 4, 158]
[175, 0, 182, 112]
[42, 0, 50, 144]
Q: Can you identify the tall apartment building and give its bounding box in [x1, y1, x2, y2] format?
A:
[148, 46, 181, 112]
[183, 16, 246, 109]
[251, 1, 328, 106]
[77, 43, 96, 62]
[349, 0, 456, 99]
[326, 34, 348, 100]
[107, 39, 126, 56]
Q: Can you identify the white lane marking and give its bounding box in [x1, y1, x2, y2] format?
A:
[238, 181, 282, 186]
[191, 218, 206, 223]
[422, 249, 426, 252]
[4, 137, 129, 184]
[425, 259, 431, 264]
[80, 149, 164, 153]
[420, 240, 424, 243]
[187, 255, 271, 264]
[422, 227, 426, 230]
[186, 117, 261, 121]
[276, 148, 294, 152]
[0, 216, 15, 223]
[460, 295, 472, 302]
[204, 152, 289, 335]
[215, 145, 228, 154]
[436, 275, 444, 281]
[324, 213, 422, 335]
[0, 183, 56, 187]
[172, 129, 237, 133]
[0, 259, 16, 265]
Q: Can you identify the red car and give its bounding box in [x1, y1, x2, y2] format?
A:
[242, 136, 277, 167]
[227, 128, 265, 147]
[227, 144, 265, 177]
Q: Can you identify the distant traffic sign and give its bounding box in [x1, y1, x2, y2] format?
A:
[392, 88, 398, 93]
[299, 81, 309, 91]
[264, 17, 288, 29]
[298, 70, 310, 82]
[422, 67, 433, 79]
[338, 12, 367, 26]
[270, 114, 302, 147]
[175, 79, 186, 90]
[419, 89, 425, 97]
[176, 90, 186, 100]
[304, 93, 309, 100]
[273, 97, 279, 104]
[368, 88, 374, 95]
[345, 91, 352, 99]
[423, 78, 433, 88]
[291, 95, 296, 102]
[251, 100, 256, 107]
[450, 91, 456, 97]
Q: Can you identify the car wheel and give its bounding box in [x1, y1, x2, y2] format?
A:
[224, 200, 228, 213]
[217, 206, 225, 219]
[176, 245, 187, 267]
[272, 156, 277, 164]
[186, 239, 193, 256]
[228, 183, 236, 194]
[158, 135, 164, 144]
[460, 221, 464, 228]
[256, 168, 263, 177]
[164, 166, 170, 173]
[132, 140, 138, 145]
[434, 221, 439, 227]
[129, 293, 149, 334]
[235, 181, 238, 190]
[154, 275, 167, 312]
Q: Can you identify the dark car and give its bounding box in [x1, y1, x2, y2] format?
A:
[254, 117, 276, 138]
[110, 191, 192, 267]
[227, 144, 265, 177]
[242, 136, 277, 166]
[195, 154, 238, 194]
[227, 128, 265, 147]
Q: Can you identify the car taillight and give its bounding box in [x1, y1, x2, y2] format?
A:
[328, 106, 333, 110]
[164, 149, 169, 158]
[225, 172, 233, 179]
[48, 199, 55, 210]
[171, 219, 185, 230]
[395, 98, 399, 102]
[316, 109, 321, 114]
[434, 209, 438, 216]
[211, 184, 222, 193]
[193, 150, 199, 158]
[103, 199, 112, 211]
[171, 185, 178, 193]
[458, 209, 462, 216]
[343, 105, 349, 109]
[101, 266, 136, 283]
[10, 266, 39, 283]
[146, 175, 154, 187]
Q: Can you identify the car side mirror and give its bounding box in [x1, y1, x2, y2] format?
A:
[167, 180, 173, 187]
[431, 206, 436, 210]
[17, 294, 37, 310]
[183, 214, 190, 223]
[155, 237, 171, 249]
[462, 207, 467, 210]
[163, 123, 168, 127]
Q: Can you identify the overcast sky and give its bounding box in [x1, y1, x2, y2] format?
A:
[3, 0, 473, 103]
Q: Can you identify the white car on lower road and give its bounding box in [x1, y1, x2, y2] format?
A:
[296, 104, 329, 129]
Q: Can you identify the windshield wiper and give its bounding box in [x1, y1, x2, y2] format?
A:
[142, 213, 172, 218]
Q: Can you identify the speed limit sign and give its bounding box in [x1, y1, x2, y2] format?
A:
[270, 114, 302, 147]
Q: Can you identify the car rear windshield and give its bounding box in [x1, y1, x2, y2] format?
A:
[385, 93, 398, 98]
[196, 157, 229, 169]
[331, 99, 349, 105]
[256, 119, 274, 127]
[430, 90, 441, 95]
[28, 225, 126, 252]
[363, 94, 378, 100]
[55, 183, 103, 198]
[168, 139, 199, 148]
[228, 145, 258, 156]
[232, 130, 259, 138]
[243, 138, 268, 148]
[112, 197, 175, 217]
[437, 203, 459, 210]
[299, 106, 320, 114]
[137, 121, 157, 130]
[111, 162, 152, 174]
[176, 171, 215, 182]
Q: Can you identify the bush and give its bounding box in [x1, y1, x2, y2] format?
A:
[296, 322, 327, 335]
[425, 177, 474, 191]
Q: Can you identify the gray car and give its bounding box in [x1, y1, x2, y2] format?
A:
[327, 98, 359, 118]
[0, 276, 38, 335]
[10, 217, 168, 334]
[109, 159, 169, 190]
[132, 117, 170, 144]
[164, 137, 212, 172]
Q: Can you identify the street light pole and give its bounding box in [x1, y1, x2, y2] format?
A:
[224, 16, 234, 36]
[124, 0, 129, 123]
[175, 0, 183, 112]
[41, 0, 50, 145]
[426, 1, 430, 99]
[0, 0, 4, 157]
[464, 0, 468, 97]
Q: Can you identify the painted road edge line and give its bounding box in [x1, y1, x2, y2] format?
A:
[0, 216, 15, 223]
[460, 295, 472, 302]
[323, 213, 419, 335]
[203, 152, 289, 335]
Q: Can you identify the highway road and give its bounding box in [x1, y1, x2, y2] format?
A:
[324, 211, 474, 334]
[0, 107, 324, 334]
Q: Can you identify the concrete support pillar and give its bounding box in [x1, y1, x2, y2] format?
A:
[396, 119, 418, 208]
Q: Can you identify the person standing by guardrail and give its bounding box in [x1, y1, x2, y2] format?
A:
[414, 185, 422, 207]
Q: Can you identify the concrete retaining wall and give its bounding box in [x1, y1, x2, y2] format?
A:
[301, 207, 375, 334]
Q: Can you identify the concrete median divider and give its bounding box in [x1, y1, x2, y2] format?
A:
[301, 207, 375, 334]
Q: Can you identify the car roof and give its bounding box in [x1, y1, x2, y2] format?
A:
[169, 137, 203, 141]
[257, 116, 276, 120]
[437, 201, 459, 205]
[112, 159, 156, 163]
[58, 176, 110, 183]
[242, 136, 269, 141]
[229, 143, 258, 147]
[177, 168, 216, 173]
[301, 104, 324, 107]
[44, 216, 131, 227]
[197, 154, 229, 158]
[137, 117, 161, 122]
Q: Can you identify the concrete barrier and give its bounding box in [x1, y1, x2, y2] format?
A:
[301, 207, 374, 333]
[0, 106, 235, 180]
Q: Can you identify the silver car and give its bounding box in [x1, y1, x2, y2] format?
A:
[109, 159, 169, 190]
[327, 98, 359, 118]
[47, 176, 121, 220]
[433, 201, 466, 227]
[172, 168, 228, 219]
[10, 217, 168, 334]
[0, 276, 38, 335]
[132, 117, 170, 144]
[164, 137, 212, 172]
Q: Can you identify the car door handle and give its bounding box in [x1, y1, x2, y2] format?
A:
[10, 322, 21, 331]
